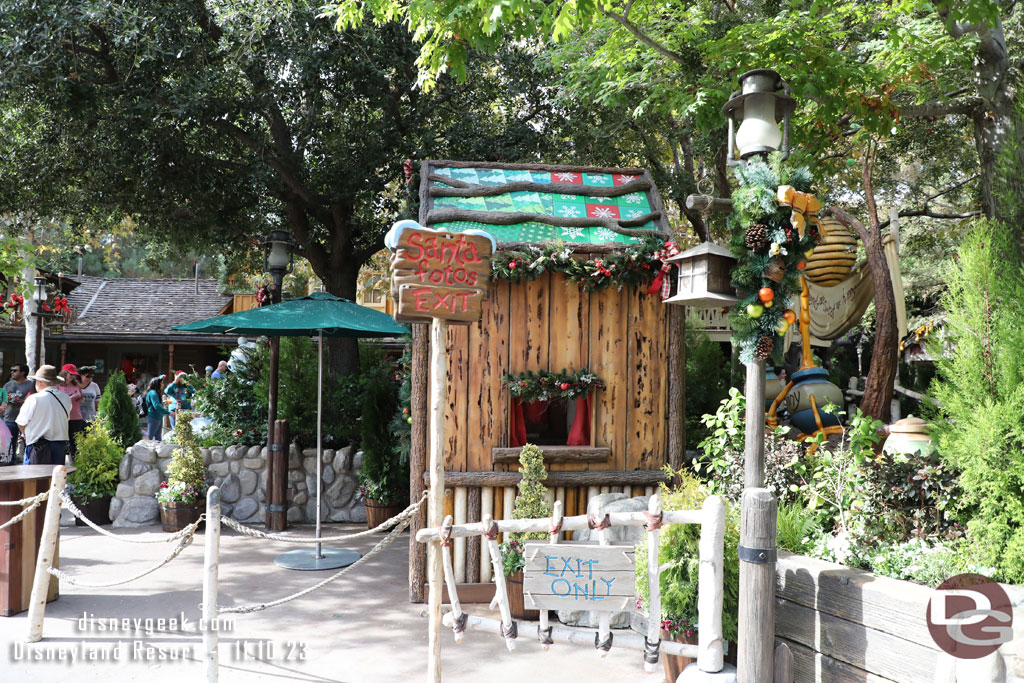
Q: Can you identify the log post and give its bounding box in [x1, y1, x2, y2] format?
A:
[744, 359, 766, 489]
[466, 487, 481, 584]
[538, 500, 563, 650]
[774, 642, 794, 683]
[427, 318, 448, 682]
[26, 465, 66, 643]
[483, 513, 517, 653]
[595, 501, 612, 658]
[644, 493, 662, 673]
[667, 304, 687, 470]
[738, 488, 777, 683]
[203, 486, 221, 683]
[409, 323, 429, 602]
[265, 420, 288, 531]
[698, 495, 726, 672]
[438, 515, 465, 644]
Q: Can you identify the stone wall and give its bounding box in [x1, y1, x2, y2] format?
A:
[110, 440, 366, 528]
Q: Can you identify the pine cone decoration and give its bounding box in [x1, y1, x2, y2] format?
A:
[753, 335, 774, 361]
[745, 223, 768, 251]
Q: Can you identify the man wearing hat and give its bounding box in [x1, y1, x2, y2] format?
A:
[15, 365, 72, 465]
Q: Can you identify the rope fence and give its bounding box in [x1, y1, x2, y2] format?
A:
[60, 491, 200, 544]
[0, 490, 48, 531]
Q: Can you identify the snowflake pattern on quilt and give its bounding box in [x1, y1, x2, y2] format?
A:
[592, 206, 616, 218]
[553, 172, 579, 182]
[623, 208, 646, 219]
[558, 204, 584, 217]
[561, 226, 585, 239]
[623, 193, 645, 204]
[596, 228, 619, 241]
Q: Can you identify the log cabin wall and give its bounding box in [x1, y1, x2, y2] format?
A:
[432, 267, 669, 475]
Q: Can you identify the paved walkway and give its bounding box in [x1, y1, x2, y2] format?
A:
[2, 515, 658, 682]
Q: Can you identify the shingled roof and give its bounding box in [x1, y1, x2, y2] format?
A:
[0, 276, 233, 342]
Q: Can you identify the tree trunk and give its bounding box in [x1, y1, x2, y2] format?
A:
[320, 266, 361, 377]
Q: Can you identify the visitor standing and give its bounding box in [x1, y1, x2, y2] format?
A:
[165, 371, 196, 430]
[3, 364, 34, 465]
[16, 365, 71, 466]
[144, 375, 170, 441]
[79, 366, 102, 425]
[211, 360, 229, 379]
[58, 364, 85, 460]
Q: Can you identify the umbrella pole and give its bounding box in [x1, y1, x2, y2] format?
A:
[316, 330, 324, 559]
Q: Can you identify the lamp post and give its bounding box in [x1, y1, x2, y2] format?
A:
[30, 276, 48, 373]
[262, 229, 294, 531]
[723, 69, 795, 165]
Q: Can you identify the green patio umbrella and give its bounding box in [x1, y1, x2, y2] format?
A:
[174, 292, 408, 570]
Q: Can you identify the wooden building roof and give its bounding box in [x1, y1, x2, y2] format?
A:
[419, 160, 672, 247]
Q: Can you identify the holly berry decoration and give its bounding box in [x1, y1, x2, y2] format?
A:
[783, 309, 797, 325]
[559, 382, 570, 390]
[509, 260, 518, 270]
[758, 287, 774, 303]
[746, 303, 764, 319]
[753, 336, 774, 361]
[744, 223, 768, 251]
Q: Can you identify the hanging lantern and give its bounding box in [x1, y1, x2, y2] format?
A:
[663, 242, 739, 308]
[722, 69, 796, 163]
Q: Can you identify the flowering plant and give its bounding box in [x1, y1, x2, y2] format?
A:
[501, 368, 605, 403]
[155, 481, 204, 505]
[660, 615, 697, 640]
[499, 540, 526, 576]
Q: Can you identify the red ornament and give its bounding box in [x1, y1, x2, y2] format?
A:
[758, 287, 774, 303]
[509, 260, 517, 270]
[559, 382, 570, 390]
[796, 261, 807, 271]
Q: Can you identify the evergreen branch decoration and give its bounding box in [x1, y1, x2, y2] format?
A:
[427, 173, 651, 197]
[491, 237, 670, 291]
[501, 368, 605, 402]
[727, 155, 820, 364]
[424, 208, 665, 237]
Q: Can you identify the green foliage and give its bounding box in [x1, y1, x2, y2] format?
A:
[499, 539, 526, 576]
[501, 368, 605, 402]
[863, 538, 995, 588]
[498, 443, 551, 575]
[684, 329, 730, 449]
[255, 337, 319, 441]
[635, 468, 739, 644]
[194, 346, 269, 446]
[930, 218, 1024, 584]
[66, 420, 123, 499]
[357, 362, 403, 505]
[491, 239, 668, 291]
[97, 371, 142, 449]
[692, 389, 802, 504]
[776, 503, 819, 554]
[158, 414, 207, 505]
[387, 347, 413, 467]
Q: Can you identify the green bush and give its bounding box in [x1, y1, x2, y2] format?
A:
[685, 329, 730, 448]
[930, 218, 1024, 584]
[357, 361, 403, 504]
[499, 444, 551, 576]
[635, 468, 739, 644]
[67, 420, 123, 499]
[255, 336, 319, 441]
[157, 414, 207, 505]
[776, 502, 819, 554]
[97, 371, 142, 449]
[194, 345, 268, 446]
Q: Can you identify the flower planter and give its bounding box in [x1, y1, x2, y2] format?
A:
[661, 628, 698, 681]
[71, 495, 112, 527]
[506, 570, 539, 621]
[159, 501, 204, 533]
[364, 499, 403, 531]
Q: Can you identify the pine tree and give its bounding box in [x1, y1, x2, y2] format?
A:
[165, 414, 206, 497]
[511, 444, 550, 542]
[97, 371, 142, 449]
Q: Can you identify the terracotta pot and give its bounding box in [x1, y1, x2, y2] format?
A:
[159, 501, 204, 533]
[364, 499, 404, 531]
[661, 628, 698, 681]
[71, 495, 112, 527]
[506, 570, 539, 621]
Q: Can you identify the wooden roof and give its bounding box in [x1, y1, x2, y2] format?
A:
[418, 160, 672, 247]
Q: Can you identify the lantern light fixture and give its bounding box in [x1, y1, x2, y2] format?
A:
[663, 242, 739, 308]
[262, 229, 295, 305]
[723, 69, 796, 164]
[33, 276, 47, 311]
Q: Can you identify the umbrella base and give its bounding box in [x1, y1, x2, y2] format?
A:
[273, 547, 362, 571]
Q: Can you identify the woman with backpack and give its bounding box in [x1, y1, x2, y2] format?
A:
[144, 375, 170, 441]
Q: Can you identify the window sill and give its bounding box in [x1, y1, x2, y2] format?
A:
[491, 445, 611, 464]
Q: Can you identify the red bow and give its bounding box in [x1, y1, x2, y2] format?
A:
[646, 241, 680, 299]
[5, 293, 24, 310]
[52, 296, 71, 314]
[255, 286, 269, 307]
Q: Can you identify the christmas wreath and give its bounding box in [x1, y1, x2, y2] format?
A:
[501, 369, 605, 402]
[491, 237, 674, 292]
[727, 157, 820, 364]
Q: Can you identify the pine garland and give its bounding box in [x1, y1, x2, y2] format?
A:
[727, 156, 819, 364]
[501, 368, 605, 402]
[491, 237, 669, 291]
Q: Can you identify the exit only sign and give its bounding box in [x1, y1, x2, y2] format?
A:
[522, 542, 636, 612]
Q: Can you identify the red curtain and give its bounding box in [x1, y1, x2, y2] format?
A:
[567, 395, 591, 446]
[509, 397, 527, 448]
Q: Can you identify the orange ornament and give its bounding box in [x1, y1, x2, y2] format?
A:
[758, 287, 774, 303]
[783, 309, 797, 325]
[796, 260, 807, 271]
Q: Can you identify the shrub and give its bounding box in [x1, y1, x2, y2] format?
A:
[97, 371, 142, 449]
[357, 362, 404, 505]
[776, 502, 819, 554]
[863, 538, 996, 588]
[66, 420, 123, 499]
[693, 389, 802, 504]
[157, 414, 207, 505]
[635, 468, 740, 644]
[929, 218, 1024, 584]
[194, 344, 268, 446]
[499, 443, 550, 575]
[255, 336, 319, 442]
[685, 329, 730, 448]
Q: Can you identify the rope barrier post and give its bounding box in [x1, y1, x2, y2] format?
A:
[698, 495, 726, 672]
[643, 493, 662, 673]
[203, 486, 221, 683]
[427, 318, 448, 683]
[26, 465, 66, 643]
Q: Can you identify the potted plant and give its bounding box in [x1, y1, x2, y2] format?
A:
[499, 443, 550, 620]
[156, 413, 207, 532]
[65, 420, 123, 526]
[357, 366, 406, 529]
[635, 468, 740, 680]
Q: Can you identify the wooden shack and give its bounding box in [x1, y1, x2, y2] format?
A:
[407, 161, 685, 601]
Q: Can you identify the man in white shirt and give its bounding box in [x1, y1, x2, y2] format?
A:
[16, 365, 72, 465]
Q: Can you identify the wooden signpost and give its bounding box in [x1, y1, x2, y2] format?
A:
[390, 226, 493, 324]
[522, 542, 635, 612]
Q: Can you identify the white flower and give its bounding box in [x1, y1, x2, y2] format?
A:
[558, 205, 583, 217]
[768, 242, 788, 257]
[555, 172, 578, 182]
[561, 227, 584, 239]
